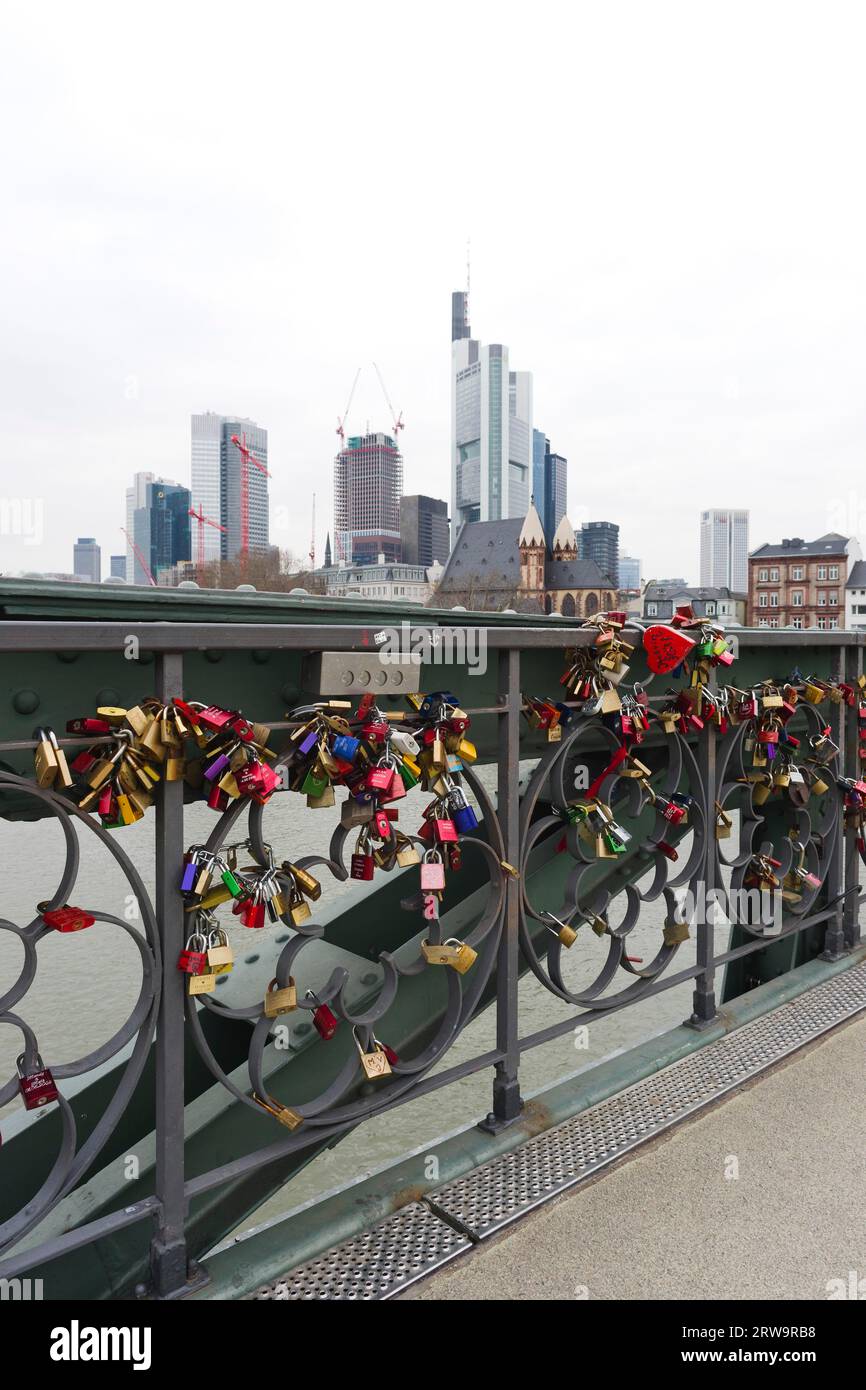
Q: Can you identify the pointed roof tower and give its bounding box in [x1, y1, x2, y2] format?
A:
[551, 514, 577, 558]
[518, 500, 546, 550]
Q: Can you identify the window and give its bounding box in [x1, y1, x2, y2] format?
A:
[769, 617, 779, 628]
[829, 617, 839, 630]
[792, 566, 804, 580]
[791, 617, 803, 629]
[829, 591, 838, 605]
[770, 567, 779, 580]
[646, 602, 657, 616]
[758, 593, 768, 607]
[792, 591, 804, 607]
[817, 566, 827, 580]
[758, 618, 768, 627]
[818, 592, 826, 606]
[758, 568, 768, 582]
[769, 593, 778, 607]
[829, 565, 839, 579]
[705, 602, 715, 615]
[817, 616, 827, 630]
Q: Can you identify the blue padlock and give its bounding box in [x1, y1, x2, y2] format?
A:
[332, 734, 360, 763]
[450, 789, 479, 834]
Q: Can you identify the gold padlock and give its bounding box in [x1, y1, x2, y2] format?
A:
[124, 705, 150, 736]
[714, 802, 732, 840]
[96, 706, 127, 721]
[288, 891, 311, 926]
[253, 1093, 303, 1129]
[307, 785, 336, 809]
[810, 772, 830, 796]
[284, 863, 321, 900]
[188, 970, 216, 996]
[396, 839, 421, 867]
[33, 728, 60, 787]
[421, 938, 478, 973]
[165, 756, 186, 781]
[354, 1029, 392, 1079]
[751, 775, 773, 806]
[263, 976, 297, 1017]
[663, 918, 690, 945]
[207, 929, 233, 972]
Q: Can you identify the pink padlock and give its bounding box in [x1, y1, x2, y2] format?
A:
[420, 850, 446, 890]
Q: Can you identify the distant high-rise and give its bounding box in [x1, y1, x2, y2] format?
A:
[543, 444, 567, 546]
[451, 290, 470, 343]
[400, 495, 450, 567]
[133, 481, 191, 585]
[334, 431, 403, 565]
[451, 294, 533, 532]
[191, 412, 269, 564]
[532, 429, 547, 525]
[109, 554, 126, 578]
[619, 555, 642, 590]
[73, 537, 101, 583]
[125, 472, 162, 580]
[700, 509, 749, 592]
[579, 521, 619, 585]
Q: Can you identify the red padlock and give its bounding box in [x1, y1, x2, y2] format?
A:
[41, 904, 96, 933]
[66, 717, 112, 735]
[434, 817, 458, 843]
[656, 841, 679, 861]
[197, 705, 237, 731]
[366, 765, 393, 792]
[309, 996, 339, 1040]
[350, 852, 375, 881]
[70, 750, 97, 774]
[207, 783, 230, 811]
[372, 809, 392, 839]
[177, 933, 209, 974]
[17, 1053, 59, 1110]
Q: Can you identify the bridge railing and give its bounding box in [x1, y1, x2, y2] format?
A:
[0, 619, 862, 1297]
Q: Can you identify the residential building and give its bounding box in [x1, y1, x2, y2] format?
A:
[132, 481, 191, 585]
[643, 581, 747, 625]
[451, 294, 533, 529]
[579, 521, 619, 586]
[191, 412, 269, 564]
[747, 533, 862, 629]
[437, 502, 616, 615]
[334, 431, 402, 565]
[400, 495, 450, 567]
[324, 560, 436, 603]
[73, 537, 101, 583]
[700, 509, 749, 592]
[619, 555, 642, 590]
[845, 560, 866, 632]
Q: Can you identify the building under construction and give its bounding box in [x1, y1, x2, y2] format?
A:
[333, 432, 403, 566]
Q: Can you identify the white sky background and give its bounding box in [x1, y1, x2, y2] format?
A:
[1, 1, 865, 583]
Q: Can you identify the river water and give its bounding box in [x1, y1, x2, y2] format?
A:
[1, 767, 713, 1230]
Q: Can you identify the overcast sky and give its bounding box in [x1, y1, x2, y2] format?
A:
[2, 2, 865, 584]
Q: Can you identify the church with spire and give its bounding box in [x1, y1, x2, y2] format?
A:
[436, 501, 617, 616]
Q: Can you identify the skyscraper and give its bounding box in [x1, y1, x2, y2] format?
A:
[109, 554, 126, 578]
[451, 294, 533, 532]
[334, 432, 403, 565]
[619, 555, 642, 590]
[73, 537, 101, 582]
[700, 509, 749, 592]
[125, 472, 161, 580]
[543, 443, 567, 546]
[532, 429, 547, 523]
[400, 495, 450, 567]
[132, 481, 191, 585]
[579, 521, 619, 584]
[191, 412, 269, 564]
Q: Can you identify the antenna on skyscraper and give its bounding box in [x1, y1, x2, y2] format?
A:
[465, 237, 471, 333]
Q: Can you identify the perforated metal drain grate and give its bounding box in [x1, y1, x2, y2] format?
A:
[250, 960, 866, 1298]
[432, 961, 866, 1238]
[249, 1201, 470, 1301]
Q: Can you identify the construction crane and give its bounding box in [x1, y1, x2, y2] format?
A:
[230, 432, 272, 560]
[309, 493, 316, 570]
[336, 367, 361, 445]
[188, 505, 226, 570]
[372, 361, 404, 439]
[120, 527, 156, 587]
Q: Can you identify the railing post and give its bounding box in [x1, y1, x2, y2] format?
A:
[688, 697, 718, 1027]
[842, 640, 862, 952]
[821, 640, 849, 960]
[482, 645, 523, 1130]
[149, 651, 190, 1297]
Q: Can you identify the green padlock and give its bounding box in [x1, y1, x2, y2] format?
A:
[398, 759, 420, 790]
[301, 768, 329, 798]
[603, 828, 626, 855]
[696, 639, 715, 658]
[220, 865, 244, 899]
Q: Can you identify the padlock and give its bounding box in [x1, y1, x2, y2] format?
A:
[366, 764, 393, 792]
[33, 727, 60, 787]
[17, 1052, 60, 1109]
[372, 808, 393, 840]
[41, 903, 95, 932]
[420, 847, 446, 890]
[288, 888, 311, 925]
[207, 927, 233, 971]
[450, 788, 479, 834]
[263, 976, 297, 1017]
[421, 937, 478, 973]
[283, 862, 321, 900]
[350, 830, 375, 881]
[545, 914, 578, 947]
[307, 784, 336, 809]
[306, 991, 339, 1040]
[663, 919, 690, 946]
[177, 932, 209, 975]
[354, 1030, 392, 1079]
[396, 837, 421, 867]
[207, 783, 231, 811]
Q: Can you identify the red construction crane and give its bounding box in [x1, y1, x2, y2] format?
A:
[188, 505, 226, 570]
[120, 527, 156, 587]
[336, 368, 361, 445]
[373, 361, 404, 439]
[230, 432, 272, 560]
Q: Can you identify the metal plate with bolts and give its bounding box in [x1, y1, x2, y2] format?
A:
[248, 1201, 471, 1301]
[301, 650, 422, 697]
[430, 961, 866, 1239]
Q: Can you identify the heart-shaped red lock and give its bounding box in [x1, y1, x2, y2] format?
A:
[643, 625, 696, 675]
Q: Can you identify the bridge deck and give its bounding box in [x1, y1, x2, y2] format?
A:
[401, 1013, 866, 1301]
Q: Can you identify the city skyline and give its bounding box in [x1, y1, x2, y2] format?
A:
[2, 8, 864, 584]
